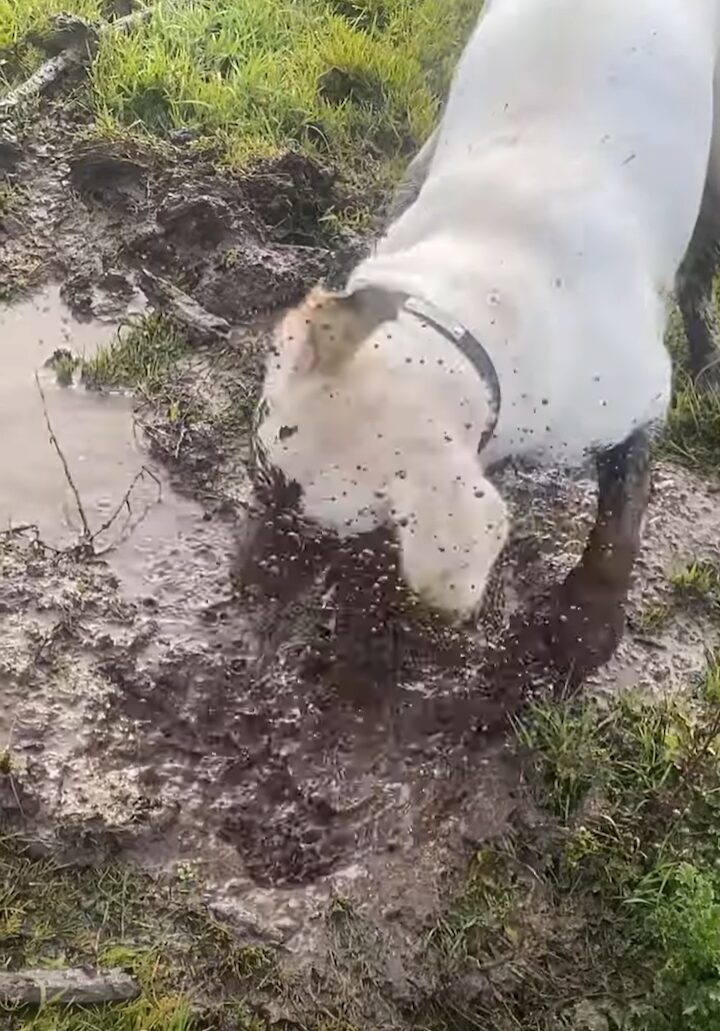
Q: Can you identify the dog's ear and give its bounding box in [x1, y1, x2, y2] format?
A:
[282, 286, 402, 375]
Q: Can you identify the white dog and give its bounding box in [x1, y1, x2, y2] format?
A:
[256, 0, 720, 633]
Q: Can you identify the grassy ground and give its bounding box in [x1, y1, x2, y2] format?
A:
[0, 835, 277, 1030]
[2, 0, 481, 196]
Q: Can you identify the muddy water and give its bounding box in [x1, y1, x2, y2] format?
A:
[0, 287, 236, 629]
[1, 286, 137, 541]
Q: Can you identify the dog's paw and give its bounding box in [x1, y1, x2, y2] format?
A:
[485, 570, 627, 692]
[544, 576, 626, 680]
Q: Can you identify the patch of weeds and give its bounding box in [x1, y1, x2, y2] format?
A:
[0, 834, 278, 1030]
[517, 701, 610, 819]
[427, 850, 515, 965]
[82, 312, 215, 464]
[44, 348, 81, 387]
[701, 651, 720, 702]
[663, 374, 720, 472]
[420, 680, 720, 1029]
[633, 599, 672, 635]
[220, 247, 240, 270]
[81, 313, 187, 399]
[671, 559, 720, 615]
[522, 687, 720, 1029]
[0, 178, 18, 215]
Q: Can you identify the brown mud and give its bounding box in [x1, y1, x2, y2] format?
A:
[1, 91, 719, 998]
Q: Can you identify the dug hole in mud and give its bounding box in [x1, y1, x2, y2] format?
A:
[0, 92, 717, 1006]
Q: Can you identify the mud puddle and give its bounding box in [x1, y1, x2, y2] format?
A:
[2, 286, 718, 971]
[1, 285, 138, 542]
[0, 286, 237, 633]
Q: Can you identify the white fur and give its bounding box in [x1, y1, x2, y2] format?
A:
[259, 0, 720, 617]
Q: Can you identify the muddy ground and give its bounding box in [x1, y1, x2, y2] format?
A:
[1, 89, 719, 1002]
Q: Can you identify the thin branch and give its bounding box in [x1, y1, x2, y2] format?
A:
[34, 375, 162, 558]
[93, 464, 162, 540]
[0, 967, 139, 1006]
[35, 372, 92, 543]
[93, 465, 163, 556]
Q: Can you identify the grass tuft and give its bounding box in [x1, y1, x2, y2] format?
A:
[663, 375, 720, 472]
[81, 314, 187, 398]
[671, 559, 720, 614]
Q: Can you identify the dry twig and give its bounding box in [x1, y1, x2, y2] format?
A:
[35, 372, 92, 544]
[34, 373, 162, 557]
[0, 967, 139, 1006]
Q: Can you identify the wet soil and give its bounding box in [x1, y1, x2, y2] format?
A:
[1, 88, 719, 996]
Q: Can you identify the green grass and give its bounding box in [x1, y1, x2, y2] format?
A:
[420, 678, 720, 1031]
[81, 314, 187, 398]
[80, 313, 203, 459]
[90, 0, 479, 182]
[671, 559, 720, 615]
[3, 0, 480, 189]
[633, 599, 672, 636]
[522, 686, 720, 1031]
[79, 312, 259, 469]
[0, 835, 277, 1030]
[663, 374, 720, 472]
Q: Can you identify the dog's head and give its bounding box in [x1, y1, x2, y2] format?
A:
[255, 285, 509, 619]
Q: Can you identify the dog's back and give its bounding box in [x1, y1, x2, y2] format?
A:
[351, 0, 720, 467]
[431, 0, 718, 281]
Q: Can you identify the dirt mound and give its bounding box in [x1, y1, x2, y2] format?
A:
[0, 110, 355, 316]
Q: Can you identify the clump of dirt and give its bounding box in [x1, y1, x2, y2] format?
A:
[69, 143, 150, 209]
[238, 151, 340, 244]
[0, 101, 356, 316]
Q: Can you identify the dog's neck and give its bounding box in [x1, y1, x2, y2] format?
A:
[400, 294, 501, 452]
[343, 275, 503, 458]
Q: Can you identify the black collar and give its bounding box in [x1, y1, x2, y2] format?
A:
[401, 295, 501, 454]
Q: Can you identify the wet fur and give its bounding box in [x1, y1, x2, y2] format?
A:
[257, 0, 720, 633]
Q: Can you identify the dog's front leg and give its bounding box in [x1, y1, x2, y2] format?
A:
[489, 429, 650, 696]
[546, 428, 651, 683]
[677, 179, 720, 391]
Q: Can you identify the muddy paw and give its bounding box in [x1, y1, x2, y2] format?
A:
[542, 575, 626, 683]
[483, 573, 627, 698]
